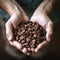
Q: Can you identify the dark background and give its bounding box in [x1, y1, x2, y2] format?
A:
[0, 1, 60, 60]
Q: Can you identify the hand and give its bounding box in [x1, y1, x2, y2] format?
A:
[30, 12, 53, 53]
[5, 12, 29, 55]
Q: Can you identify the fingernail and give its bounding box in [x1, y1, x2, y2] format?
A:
[35, 48, 39, 53]
[22, 48, 27, 54]
[27, 52, 30, 56]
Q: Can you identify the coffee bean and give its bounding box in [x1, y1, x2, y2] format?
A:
[28, 48, 31, 51]
[17, 32, 21, 36]
[30, 44, 35, 48]
[21, 39, 25, 44]
[33, 35, 37, 37]
[16, 36, 19, 41]
[26, 38, 30, 42]
[14, 20, 46, 55]
[18, 40, 21, 43]
[31, 40, 36, 45]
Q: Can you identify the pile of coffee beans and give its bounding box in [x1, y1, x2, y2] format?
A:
[14, 20, 46, 50]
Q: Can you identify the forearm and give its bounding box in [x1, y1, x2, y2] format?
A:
[0, 0, 26, 16]
[33, 0, 56, 15]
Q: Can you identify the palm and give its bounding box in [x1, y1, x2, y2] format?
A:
[5, 13, 29, 55]
[30, 13, 53, 53]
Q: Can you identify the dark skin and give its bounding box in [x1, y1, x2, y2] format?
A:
[0, 0, 56, 56]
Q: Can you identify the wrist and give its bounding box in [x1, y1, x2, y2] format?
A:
[33, 0, 56, 16]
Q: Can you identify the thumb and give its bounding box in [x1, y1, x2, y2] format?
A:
[23, 15, 29, 21]
[46, 21, 53, 43]
[30, 16, 37, 22]
[5, 20, 13, 41]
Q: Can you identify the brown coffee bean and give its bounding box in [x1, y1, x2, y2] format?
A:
[19, 36, 24, 40]
[16, 36, 19, 41]
[21, 40, 25, 44]
[31, 40, 36, 45]
[18, 40, 21, 43]
[17, 32, 21, 36]
[26, 38, 30, 42]
[24, 43, 28, 46]
[14, 20, 46, 55]
[18, 29, 21, 32]
[20, 30, 25, 35]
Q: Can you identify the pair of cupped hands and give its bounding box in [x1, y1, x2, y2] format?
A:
[5, 11, 53, 56]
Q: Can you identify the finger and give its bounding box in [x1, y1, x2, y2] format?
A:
[5, 20, 13, 41]
[21, 48, 27, 54]
[35, 41, 48, 53]
[27, 48, 31, 51]
[31, 48, 35, 52]
[10, 41, 22, 50]
[46, 21, 53, 42]
[27, 52, 31, 56]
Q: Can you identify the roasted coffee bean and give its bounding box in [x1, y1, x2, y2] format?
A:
[37, 40, 40, 44]
[19, 35, 24, 40]
[17, 32, 21, 36]
[30, 44, 35, 48]
[28, 48, 31, 51]
[14, 20, 46, 55]
[26, 38, 30, 42]
[31, 40, 36, 45]
[18, 40, 21, 43]
[21, 40, 25, 44]
[16, 36, 19, 41]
